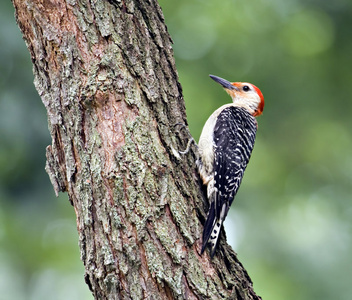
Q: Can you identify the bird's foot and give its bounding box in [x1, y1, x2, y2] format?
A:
[174, 123, 197, 155]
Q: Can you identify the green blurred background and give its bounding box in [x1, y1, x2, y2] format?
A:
[1, 0, 351, 299]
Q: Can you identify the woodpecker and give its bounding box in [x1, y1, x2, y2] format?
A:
[198, 74, 264, 257]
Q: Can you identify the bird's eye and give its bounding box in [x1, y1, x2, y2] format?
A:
[243, 85, 250, 92]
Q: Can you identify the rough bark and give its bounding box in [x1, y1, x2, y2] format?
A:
[12, 0, 262, 299]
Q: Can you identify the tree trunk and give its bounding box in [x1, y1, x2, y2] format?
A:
[12, 0, 261, 299]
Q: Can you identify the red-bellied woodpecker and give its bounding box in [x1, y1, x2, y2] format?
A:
[198, 74, 264, 257]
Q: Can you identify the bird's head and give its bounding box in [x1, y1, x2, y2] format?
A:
[209, 74, 264, 117]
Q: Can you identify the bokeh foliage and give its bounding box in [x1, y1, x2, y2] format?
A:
[1, 0, 352, 299]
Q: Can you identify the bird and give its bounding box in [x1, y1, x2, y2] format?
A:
[197, 74, 264, 257]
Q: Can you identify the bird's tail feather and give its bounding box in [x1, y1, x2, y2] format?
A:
[201, 202, 223, 257]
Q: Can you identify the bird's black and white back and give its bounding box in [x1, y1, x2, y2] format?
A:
[199, 106, 257, 257]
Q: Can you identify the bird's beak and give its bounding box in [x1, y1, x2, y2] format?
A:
[209, 75, 240, 92]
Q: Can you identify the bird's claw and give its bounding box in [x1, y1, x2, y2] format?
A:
[174, 123, 196, 155]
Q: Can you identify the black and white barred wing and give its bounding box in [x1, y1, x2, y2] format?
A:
[202, 106, 257, 256]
